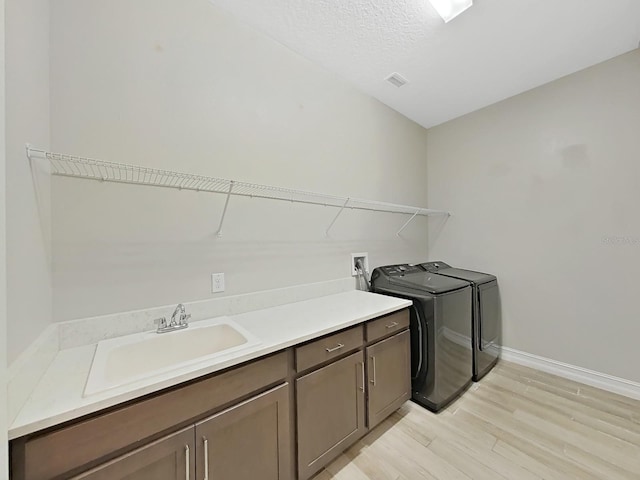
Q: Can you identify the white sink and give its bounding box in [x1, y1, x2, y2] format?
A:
[84, 317, 261, 396]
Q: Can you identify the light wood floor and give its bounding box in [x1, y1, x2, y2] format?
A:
[312, 361, 640, 480]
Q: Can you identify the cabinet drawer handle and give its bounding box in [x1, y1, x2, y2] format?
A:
[370, 356, 377, 386]
[325, 343, 345, 353]
[203, 437, 209, 480]
[185, 445, 190, 480]
[360, 362, 365, 392]
[385, 321, 399, 329]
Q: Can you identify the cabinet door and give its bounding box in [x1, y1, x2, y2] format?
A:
[366, 329, 411, 428]
[195, 383, 291, 480]
[296, 350, 366, 480]
[72, 427, 194, 480]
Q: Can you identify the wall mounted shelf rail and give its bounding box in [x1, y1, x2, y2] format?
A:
[26, 145, 450, 236]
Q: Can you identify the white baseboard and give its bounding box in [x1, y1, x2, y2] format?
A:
[501, 347, 640, 401]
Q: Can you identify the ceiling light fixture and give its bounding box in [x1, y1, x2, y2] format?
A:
[428, 0, 473, 23]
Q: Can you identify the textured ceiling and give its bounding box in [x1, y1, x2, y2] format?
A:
[209, 0, 640, 128]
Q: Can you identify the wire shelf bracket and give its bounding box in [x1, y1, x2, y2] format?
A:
[26, 145, 451, 236]
[396, 209, 421, 236]
[325, 197, 350, 237]
[216, 181, 235, 237]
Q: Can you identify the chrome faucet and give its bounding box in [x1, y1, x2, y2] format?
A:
[171, 303, 188, 325]
[156, 303, 191, 333]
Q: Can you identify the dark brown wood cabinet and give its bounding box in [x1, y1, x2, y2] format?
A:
[366, 329, 411, 428]
[10, 309, 411, 480]
[294, 317, 411, 480]
[70, 427, 194, 480]
[195, 384, 291, 480]
[71, 384, 292, 480]
[296, 350, 366, 480]
[12, 353, 288, 480]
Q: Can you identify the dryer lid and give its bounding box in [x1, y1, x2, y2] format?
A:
[388, 271, 469, 294]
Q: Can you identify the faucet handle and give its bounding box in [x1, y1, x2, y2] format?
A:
[155, 317, 168, 330]
[180, 313, 191, 325]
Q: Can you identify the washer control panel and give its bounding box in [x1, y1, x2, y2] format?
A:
[421, 261, 451, 272]
[379, 264, 423, 276]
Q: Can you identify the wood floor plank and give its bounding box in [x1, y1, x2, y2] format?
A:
[353, 418, 438, 480]
[427, 437, 511, 480]
[562, 442, 640, 480]
[502, 362, 640, 410]
[361, 442, 437, 480]
[397, 401, 498, 450]
[366, 418, 469, 480]
[473, 379, 640, 464]
[311, 471, 334, 480]
[343, 441, 404, 480]
[484, 372, 640, 442]
[313, 360, 640, 480]
[459, 398, 605, 480]
[428, 414, 543, 480]
[512, 408, 640, 475]
[492, 439, 569, 480]
[323, 454, 372, 480]
[496, 363, 640, 424]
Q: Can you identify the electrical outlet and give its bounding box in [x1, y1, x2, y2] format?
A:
[350, 253, 369, 277]
[211, 273, 225, 293]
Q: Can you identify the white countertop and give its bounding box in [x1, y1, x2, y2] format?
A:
[9, 290, 410, 439]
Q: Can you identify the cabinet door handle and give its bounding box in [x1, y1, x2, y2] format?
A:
[203, 437, 209, 480]
[360, 362, 365, 392]
[370, 356, 377, 386]
[185, 445, 190, 480]
[385, 321, 399, 329]
[325, 343, 344, 353]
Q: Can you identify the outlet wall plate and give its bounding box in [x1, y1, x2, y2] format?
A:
[211, 273, 225, 293]
[351, 253, 369, 277]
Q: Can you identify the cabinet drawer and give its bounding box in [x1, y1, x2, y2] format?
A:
[365, 309, 409, 343]
[296, 326, 363, 372]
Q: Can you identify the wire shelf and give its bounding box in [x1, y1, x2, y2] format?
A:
[26, 145, 449, 236]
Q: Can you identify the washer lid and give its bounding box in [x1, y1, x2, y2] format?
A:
[431, 267, 496, 284]
[388, 271, 469, 294]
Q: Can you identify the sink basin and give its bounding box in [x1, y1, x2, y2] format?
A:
[84, 317, 261, 396]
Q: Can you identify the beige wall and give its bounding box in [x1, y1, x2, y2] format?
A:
[5, 0, 52, 364]
[50, 0, 430, 321]
[427, 49, 640, 383]
[1, 0, 9, 471]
